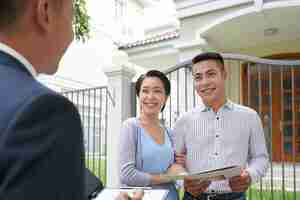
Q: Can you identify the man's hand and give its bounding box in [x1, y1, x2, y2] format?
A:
[132, 190, 144, 200]
[115, 190, 144, 200]
[184, 178, 211, 197]
[229, 169, 251, 192]
[115, 192, 130, 200]
[175, 150, 186, 166]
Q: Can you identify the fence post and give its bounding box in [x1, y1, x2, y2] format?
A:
[103, 49, 136, 188]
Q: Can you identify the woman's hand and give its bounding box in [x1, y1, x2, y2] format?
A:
[151, 163, 186, 184]
[167, 163, 186, 175]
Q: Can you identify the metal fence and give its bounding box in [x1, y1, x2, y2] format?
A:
[62, 86, 113, 185]
[162, 53, 300, 200]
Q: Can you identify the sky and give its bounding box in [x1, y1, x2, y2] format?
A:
[46, 0, 176, 88]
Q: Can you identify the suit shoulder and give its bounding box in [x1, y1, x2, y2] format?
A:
[26, 89, 76, 113]
[10, 81, 78, 125]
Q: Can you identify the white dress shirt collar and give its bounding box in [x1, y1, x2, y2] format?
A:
[0, 42, 37, 77]
[199, 99, 234, 112]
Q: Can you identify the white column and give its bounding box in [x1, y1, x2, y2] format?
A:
[103, 50, 136, 188]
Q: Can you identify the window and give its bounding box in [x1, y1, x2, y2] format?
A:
[115, 0, 127, 20]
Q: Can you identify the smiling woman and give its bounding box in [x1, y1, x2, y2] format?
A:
[136, 70, 171, 113]
[119, 70, 186, 200]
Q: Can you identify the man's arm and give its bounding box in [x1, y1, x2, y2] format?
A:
[246, 112, 270, 183]
[172, 116, 187, 155]
[0, 93, 85, 200]
[229, 111, 270, 192]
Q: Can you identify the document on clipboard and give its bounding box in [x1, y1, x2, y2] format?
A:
[161, 165, 242, 181]
[94, 187, 169, 200]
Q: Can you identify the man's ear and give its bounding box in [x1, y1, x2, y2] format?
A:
[35, 0, 51, 33]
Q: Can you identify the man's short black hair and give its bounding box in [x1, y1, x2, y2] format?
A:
[0, 0, 20, 29]
[192, 52, 224, 66]
[0, 1, 24, 28]
[0, 0, 62, 30]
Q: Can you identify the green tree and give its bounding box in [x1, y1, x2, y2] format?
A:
[74, 0, 90, 42]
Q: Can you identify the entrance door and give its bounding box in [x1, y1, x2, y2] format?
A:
[242, 61, 300, 162]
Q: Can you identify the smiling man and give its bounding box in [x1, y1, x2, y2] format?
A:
[173, 52, 269, 200]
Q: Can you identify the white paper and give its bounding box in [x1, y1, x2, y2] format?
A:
[95, 188, 169, 200]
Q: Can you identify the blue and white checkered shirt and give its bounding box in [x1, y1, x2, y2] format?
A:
[173, 100, 269, 192]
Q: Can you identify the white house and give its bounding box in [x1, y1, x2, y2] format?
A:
[36, 0, 300, 191]
[38, 0, 166, 91]
[121, 0, 300, 68]
[119, 0, 300, 191]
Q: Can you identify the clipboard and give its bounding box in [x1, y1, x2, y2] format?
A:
[94, 188, 169, 200]
[161, 165, 242, 181]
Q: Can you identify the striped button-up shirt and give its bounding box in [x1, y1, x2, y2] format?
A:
[173, 100, 269, 192]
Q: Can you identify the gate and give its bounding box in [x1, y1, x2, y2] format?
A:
[162, 53, 300, 200]
[62, 86, 114, 185]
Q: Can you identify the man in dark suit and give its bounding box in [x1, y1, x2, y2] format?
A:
[0, 0, 85, 199]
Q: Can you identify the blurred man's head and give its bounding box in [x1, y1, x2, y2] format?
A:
[0, 1, 27, 30]
[0, 0, 74, 74]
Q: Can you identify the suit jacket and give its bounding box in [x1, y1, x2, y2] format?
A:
[0, 51, 85, 199]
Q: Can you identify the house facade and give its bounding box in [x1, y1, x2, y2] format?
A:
[38, 0, 161, 91]
[120, 0, 300, 163]
[33, 0, 300, 191]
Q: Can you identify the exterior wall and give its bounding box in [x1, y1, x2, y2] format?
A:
[175, 1, 300, 105]
[124, 0, 145, 42]
[103, 50, 136, 187]
[175, 0, 253, 18]
[123, 0, 300, 110]
[178, 3, 247, 103]
[224, 61, 241, 103]
[124, 37, 181, 69]
[128, 0, 144, 16]
[238, 38, 300, 57]
[179, 4, 251, 43]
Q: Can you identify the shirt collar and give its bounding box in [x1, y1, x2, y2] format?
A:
[199, 99, 234, 112]
[0, 42, 37, 77]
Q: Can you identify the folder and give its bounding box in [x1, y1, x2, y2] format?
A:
[161, 165, 242, 181]
[95, 188, 169, 200]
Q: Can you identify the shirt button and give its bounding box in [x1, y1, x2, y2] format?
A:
[216, 117, 219, 120]
[215, 152, 218, 156]
[216, 134, 219, 138]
